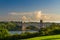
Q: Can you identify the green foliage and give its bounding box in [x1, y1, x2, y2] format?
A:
[0, 22, 60, 40]
[39, 23, 60, 35]
[26, 34, 60, 40]
[0, 29, 10, 38]
[0, 22, 16, 31]
[6, 22, 16, 30]
[26, 25, 38, 30]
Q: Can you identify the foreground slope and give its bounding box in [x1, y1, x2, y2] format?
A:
[25, 35, 60, 40]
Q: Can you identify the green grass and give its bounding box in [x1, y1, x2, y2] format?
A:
[25, 34, 60, 40]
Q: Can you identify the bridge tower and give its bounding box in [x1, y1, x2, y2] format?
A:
[40, 19, 43, 28]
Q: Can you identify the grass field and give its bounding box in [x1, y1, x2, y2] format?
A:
[25, 34, 60, 40]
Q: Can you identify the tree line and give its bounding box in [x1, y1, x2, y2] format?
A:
[0, 22, 60, 40]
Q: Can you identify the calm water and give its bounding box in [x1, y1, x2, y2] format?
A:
[9, 31, 38, 35]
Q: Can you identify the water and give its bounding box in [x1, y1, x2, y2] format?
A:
[9, 31, 38, 35]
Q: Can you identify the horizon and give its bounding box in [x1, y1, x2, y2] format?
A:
[1, 20, 60, 23]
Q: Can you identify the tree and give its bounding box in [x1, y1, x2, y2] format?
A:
[6, 22, 16, 30]
[0, 29, 10, 38]
[26, 25, 38, 30]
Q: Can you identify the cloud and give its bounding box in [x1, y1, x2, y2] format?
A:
[9, 12, 17, 15]
[7, 11, 60, 21]
[34, 11, 52, 21]
[0, 11, 60, 22]
[35, 11, 42, 20]
[9, 12, 33, 16]
[22, 16, 27, 21]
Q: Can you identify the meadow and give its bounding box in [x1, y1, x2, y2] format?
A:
[25, 34, 60, 40]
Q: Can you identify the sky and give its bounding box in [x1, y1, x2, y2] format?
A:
[0, 0, 60, 22]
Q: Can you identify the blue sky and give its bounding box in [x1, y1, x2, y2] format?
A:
[0, 0, 60, 21]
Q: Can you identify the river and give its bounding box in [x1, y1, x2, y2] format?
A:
[9, 31, 38, 35]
